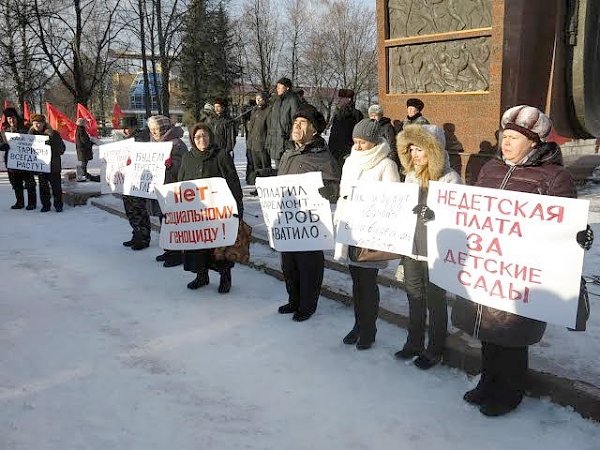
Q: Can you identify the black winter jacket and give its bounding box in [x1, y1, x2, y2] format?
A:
[29, 125, 65, 173]
[247, 105, 270, 154]
[328, 106, 363, 164]
[75, 125, 94, 162]
[211, 114, 237, 154]
[266, 91, 300, 160]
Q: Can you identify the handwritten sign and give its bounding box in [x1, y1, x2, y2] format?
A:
[256, 172, 335, 251]
[122, 142, 172, 199]
[154, 178, 239, 250]
[427, 182, 589, 328]
[335, 180, 419, 255]
[99, 139, 134, 194]
[5, 133, 51, 173]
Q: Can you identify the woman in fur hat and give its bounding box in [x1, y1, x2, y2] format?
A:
[395, 124, 462, 369]
[334, 119, 400, 349]
[452, 105, 593, 417]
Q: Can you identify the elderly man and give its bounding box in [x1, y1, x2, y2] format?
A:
[277, 105, 341, 322]
[266, 77, 300, 168]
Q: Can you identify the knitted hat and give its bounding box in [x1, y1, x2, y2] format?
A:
[76, 118, 87, 126]
[338, 89, 355, 99]
[368, 104, 383, 116]
[30, 113, 46, 123]
[276, 77, 293, 89]
[501, 105, 552, 142]
[407, 98, 425, 111]
[352, 119, 381, 144]
[203, 103, 214, 112]
[147, 115, 172, 137]
[293, 105, 326, 134]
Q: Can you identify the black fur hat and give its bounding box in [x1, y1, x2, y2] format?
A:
[407, 98, 425, 111]
[293, 105, 326, 134]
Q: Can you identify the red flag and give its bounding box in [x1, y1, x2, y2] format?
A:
[76, 103, 99, 137]
[23, 102, 31, 124]
[46, 102, 76, 142]
[546, 127, 572, 146]
[3, 99, 11, 110]
[112, 102, 124, 129]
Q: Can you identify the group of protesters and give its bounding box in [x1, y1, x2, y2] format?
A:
[1, 82, 595, 418]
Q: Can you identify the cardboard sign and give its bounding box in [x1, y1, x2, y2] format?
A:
[427, 182, 589, 328]
[155, 178, 239, 251]
[122, 142, 172, 199]
[99, 139, 134, 194]
[335, 180, 419, 256]
[5, 133, 51, 173]
[256, 172, 335, 251]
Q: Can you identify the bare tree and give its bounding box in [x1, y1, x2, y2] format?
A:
[282, 0, 310, 83]
[31, 0, 127, 107]
[238, 0, 283, 91]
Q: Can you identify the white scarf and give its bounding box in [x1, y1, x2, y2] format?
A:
[340, 140, 390, 189]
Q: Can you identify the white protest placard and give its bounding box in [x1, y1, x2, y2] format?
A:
[256, 172, 335, 251]
[154, 178, 239, 251]
[99, 138, 134, 194]
[122, 141, 172, 199]
[427, 181, 589, 328]
[5, 132, 51, 173]
[335, 180, 419, 256]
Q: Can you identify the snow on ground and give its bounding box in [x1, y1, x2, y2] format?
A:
[1, 142, 600, 449]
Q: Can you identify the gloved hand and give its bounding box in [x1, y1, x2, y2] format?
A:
[576, 225, 594, 250]
[412, 204, 435, 223]
[164, 157, 173, 168]
[318, 185, 339, 203]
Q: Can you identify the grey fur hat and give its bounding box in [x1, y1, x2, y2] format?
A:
[368, 104, 384, 116]
[352, 119, 381, 143]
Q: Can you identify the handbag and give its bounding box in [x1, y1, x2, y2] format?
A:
[214, 219, 252, 263]
[348, 245, 400, 262]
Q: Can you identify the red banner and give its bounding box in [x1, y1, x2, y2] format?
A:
[76, 103, 99, 137]
[23, 102, 31, 124]
[112, 102, 124, 129]
[46, 102, 76, 142]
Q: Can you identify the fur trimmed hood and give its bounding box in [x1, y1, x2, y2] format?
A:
[396, 124, 449, 187]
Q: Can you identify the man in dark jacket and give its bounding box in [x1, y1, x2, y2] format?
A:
[75, 118, 96, 181]
[1, 107, 37, 210]
[369, 104, 401, 175]
[266, 77, 300, 168]
[402, 98, 430, 127]
[328, 88, 363, 167]
[247, 92, 271, 177]
[277, 105, 341, 322]
[211, 98, 237, 158]
[29, 113, 65, 212]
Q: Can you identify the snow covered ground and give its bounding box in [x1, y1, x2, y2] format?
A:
[1, 139, 600, 449]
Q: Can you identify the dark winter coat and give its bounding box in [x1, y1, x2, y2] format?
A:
[328, 105, 363, 165]
[451, 141, 576, 347]
[211, 113, 237, 154]
[1, 122, 28, 166]
[278, 135, 341, 202]
[402, 114, 430, 128]
[266, 90, 300, 160]
[161, 126, 188, 184]
[29, 125, 65, 173]
[177, 143, 243, 218]
[75, 125, 94, 162]
[247, 104, 270, 154]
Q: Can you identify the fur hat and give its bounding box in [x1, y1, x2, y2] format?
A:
[338, 89, 355, 99]
[293, 105, 326, 134]
[407, 98, 425, 111]
[396, 124, 447, 187]
[276, 77, 293, 89]
[76, 118, 87, 126]
[213, 98, 227, 107]
[30, 113, 46, 123]
[352, 119, 381, 144]
[368, 104, 384, 116]
[501, 105, 552, 142]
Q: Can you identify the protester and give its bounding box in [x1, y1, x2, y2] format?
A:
[75, 118, 95, 181]
[178, 122, 243, 294]
[146, 115, 188, 267]
[211, 98, 237, 159]
[277, 105, 341, 321]
[334, 119, 400, 349]
[329, 89, 363, 167]
[1, 107, 36, 210]
[451, 105, 593, 416]
[266, 77, 300, 168]
[395, 124, 462, 369]
[247, 92, 271, 187]
[29, 114, 65, 212]
[402, 98, 430, 127]
[199, 103, 215, 126]
[368, 104, 400, 174]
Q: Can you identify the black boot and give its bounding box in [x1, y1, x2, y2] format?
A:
[278, 303, 297, 314]
[163, 251, 183, 268]
[187, 271, 209, 290]
[218, 268, 232, 294]
[131, 240, 149, 250]
[343, 328, 359, 345]
[11, 189, 24, 209]
[40, 205, 51, 212]
[11, 202, 24, 210]
[155, 252, 167, 262]
[123, 239, 135, 247]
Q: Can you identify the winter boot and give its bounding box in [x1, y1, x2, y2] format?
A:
[40, 205, 51, 212]
[131, 240, 150, 250]
[123, 239, 135, 247]
[187, 270, 209, 290]
[278, 303, 297, 314]
[342, 327, 359, 345]
[218, 268, 232, 294]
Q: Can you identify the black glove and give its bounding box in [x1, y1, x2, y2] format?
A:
[318, 184, 339, 203]
[412, 204, 435, 223]
[576, 225, 594, 250]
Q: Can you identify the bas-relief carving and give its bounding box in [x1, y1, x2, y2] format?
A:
[389, 37, 490, 93]
[388, 0, 492, 39]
